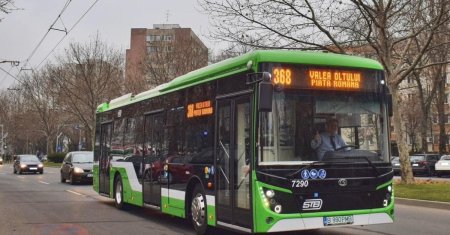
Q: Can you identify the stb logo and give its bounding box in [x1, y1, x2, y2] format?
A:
[302, 199, 323, 210]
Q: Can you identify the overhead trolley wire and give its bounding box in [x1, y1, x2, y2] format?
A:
[36, 0, 101, 70]
[17, 0, 73, 75]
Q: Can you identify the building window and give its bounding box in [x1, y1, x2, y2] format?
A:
[165, 46, 173, 52]
[163, 35, 173, 41]
[147, 46, 158, 53]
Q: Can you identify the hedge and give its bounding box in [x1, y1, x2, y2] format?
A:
[47, 152, 66, 163]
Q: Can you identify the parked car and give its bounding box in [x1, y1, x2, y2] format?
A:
[435, 155, 450, 177]
[391, 156, 400, 175]
[409, 154, 440, 176]
[13, 154, 44, 174]
[60, 151, 94, 184]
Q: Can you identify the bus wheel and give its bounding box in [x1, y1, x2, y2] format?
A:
[190, 185, 208, 235]
[114, 175, 128, 210]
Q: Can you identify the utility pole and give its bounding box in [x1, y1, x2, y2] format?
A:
[0, 124, 3, 155]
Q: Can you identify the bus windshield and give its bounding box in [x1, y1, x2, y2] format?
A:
[258, 89, 389, 165]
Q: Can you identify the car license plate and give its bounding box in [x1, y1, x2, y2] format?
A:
[87, 174, 93, 177]
[30, 167, 37, 170]
[412, 164, 419, 166]
[442, 163, 449, 166]
[394, 163, 400, 166]
[323, 215, 354, 226]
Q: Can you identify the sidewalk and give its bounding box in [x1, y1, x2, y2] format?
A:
[396, 197, 450, 210]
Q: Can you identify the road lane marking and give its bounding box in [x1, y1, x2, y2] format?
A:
[38, 181, 50, 185]
[17, 176, 25, 178]
[66, 190, 84, 196]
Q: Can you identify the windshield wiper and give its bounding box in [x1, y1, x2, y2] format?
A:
[342, 156, 380, 177]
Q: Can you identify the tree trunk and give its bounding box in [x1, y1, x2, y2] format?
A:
[437, 75, 447, 154]
[392, 89, 415, 184]
[420, 116, 429, 153]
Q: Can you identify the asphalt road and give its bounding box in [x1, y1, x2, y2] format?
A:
[1, 163, 449, 235]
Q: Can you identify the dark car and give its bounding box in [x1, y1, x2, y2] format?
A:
[391, 156, 400, 175]
[410, 154, 440, 176]
[13, 154, 44, 174]
[60, 151, 94, 184]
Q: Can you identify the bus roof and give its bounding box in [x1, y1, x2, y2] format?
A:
[97, 50, 383, 113]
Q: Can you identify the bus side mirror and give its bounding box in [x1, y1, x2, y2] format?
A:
[258, 72, 273, 112]
[387, 93, 393, 117]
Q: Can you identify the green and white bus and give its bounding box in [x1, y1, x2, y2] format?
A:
[93, 50, 394, 234]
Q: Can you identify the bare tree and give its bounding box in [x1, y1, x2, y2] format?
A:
[401, 94, 422, 153]
[199, 0, 450, 183]
[0, 0, 18, 22]
[144, 31, 208, 88]
[19, 67, 66, 154]
[49, 35, 123, 146]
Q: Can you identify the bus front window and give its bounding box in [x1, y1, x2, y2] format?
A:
[258, 90, 389, 165]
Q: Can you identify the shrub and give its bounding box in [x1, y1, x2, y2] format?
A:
[47, 152, 66, 163]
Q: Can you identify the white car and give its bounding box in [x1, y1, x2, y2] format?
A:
[435, 155, 450, 177]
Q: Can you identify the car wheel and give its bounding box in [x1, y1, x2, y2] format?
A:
[70, 173, 75, 185]
[190, 185, 208, 235]
[18, 169, 22, 175]
[39, 171, 43, 174]
[13, 167, 16, 174]
[61, 173, 66, 183]
[114, 175, 128, 210]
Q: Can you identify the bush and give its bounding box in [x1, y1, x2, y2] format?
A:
[47, 152, 66, 163]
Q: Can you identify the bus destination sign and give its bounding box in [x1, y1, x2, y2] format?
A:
[309, 69, 361, 90]
[187, 100, 213, 118]
[271, 66, 374, 91]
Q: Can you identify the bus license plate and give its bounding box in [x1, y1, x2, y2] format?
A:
[323, 215, 354, 226]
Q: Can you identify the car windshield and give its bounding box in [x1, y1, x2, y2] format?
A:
[20, 155, 40, 162]
[410, 155, 425, 162]
[72, 153, 94, 163]
[259, 89, 389, 165]
[440, 155, 450, 160]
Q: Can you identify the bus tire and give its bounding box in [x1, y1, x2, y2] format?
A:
[114, 175, 128, 210]
[190, 185, 208, 235]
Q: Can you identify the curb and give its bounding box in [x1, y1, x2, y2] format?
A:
[396, 197, 450, 210]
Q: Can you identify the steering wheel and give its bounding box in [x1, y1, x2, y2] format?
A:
[335, 145, 357, 151]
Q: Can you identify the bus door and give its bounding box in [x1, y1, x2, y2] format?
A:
[215, 94, 252, 230]
[99, 122, 112, 195]
[143, 111, 164, 206]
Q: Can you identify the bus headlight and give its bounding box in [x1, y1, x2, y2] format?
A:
[265, 190, 275, 198]
[387, 185, 392, 192]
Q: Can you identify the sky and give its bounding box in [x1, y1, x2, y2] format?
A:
[0, 0, 216, 89]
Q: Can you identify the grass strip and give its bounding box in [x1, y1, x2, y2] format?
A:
[394, 180, 450, 203]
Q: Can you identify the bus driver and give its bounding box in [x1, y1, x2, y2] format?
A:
[311, 118, 346, 160]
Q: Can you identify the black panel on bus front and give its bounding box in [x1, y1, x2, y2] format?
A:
[256, 164, 393, 213]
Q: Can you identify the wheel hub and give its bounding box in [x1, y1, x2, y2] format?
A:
[116, 181, 122, 203]
[191, 193, 205, 227]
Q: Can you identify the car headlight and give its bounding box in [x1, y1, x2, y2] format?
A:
[20, 164, 27, 168]
[73, 167, 84, 174]
[38, 163, 43, 168]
